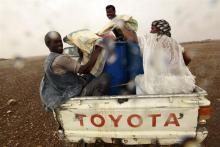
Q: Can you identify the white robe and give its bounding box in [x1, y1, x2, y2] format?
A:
[135, 34, 195, 94]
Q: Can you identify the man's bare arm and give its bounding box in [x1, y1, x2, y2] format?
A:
[183, 51, 191, 66]
[78, 45, 102, 74]
[120, 27, 138, 43]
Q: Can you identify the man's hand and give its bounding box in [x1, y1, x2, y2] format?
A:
[78, 45, 102, 74]
[120, 27, 138, 43]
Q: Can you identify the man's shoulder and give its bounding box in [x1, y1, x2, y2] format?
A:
[52, 53, 80, 73]
[45, 52, 61, 63]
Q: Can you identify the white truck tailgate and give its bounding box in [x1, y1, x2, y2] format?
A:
[54, 86, 209, 145]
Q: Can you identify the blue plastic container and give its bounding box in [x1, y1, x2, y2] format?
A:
[103, 42, 144, 95]
[126, 41, 144, 80]
[103, 42, 128, 95]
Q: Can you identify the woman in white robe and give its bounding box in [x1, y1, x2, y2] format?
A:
[135, 20, 195, 94]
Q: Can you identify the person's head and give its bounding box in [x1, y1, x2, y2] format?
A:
[150, 19, 171, 37]
[44, 31, 63, 54]
[106, 5, 116, 20]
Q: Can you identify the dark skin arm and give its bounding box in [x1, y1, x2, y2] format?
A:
[120, 27, 138, 43]
[182, 51, 191, 66]
[78, 45, 102, 74]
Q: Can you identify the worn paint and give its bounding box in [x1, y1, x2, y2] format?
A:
[77, 113, 180, 128]
[54, 86, 210, 145]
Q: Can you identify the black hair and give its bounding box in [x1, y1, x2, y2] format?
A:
[106, 5, 115, 11]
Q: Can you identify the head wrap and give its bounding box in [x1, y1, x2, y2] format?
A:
[152, 20, 171, 37]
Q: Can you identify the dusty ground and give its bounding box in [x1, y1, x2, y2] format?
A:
[182, 40, 220, 147]
[0, 40, 220, 147]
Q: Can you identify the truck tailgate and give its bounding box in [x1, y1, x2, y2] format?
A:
[54, 88, 210, 145]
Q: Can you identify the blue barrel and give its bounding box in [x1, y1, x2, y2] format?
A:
[103, 42, 144, 95]
[103, 42, 128, 95]
[126, 41, 144, 80]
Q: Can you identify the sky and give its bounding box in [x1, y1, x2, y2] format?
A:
[0, 0, 220, 58]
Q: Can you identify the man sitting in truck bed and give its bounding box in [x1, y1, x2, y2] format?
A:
[40, 31, 108, 111]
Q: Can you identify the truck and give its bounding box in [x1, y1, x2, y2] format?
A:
[53, 86, 211, 147]
[54, 44, 212, 147]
